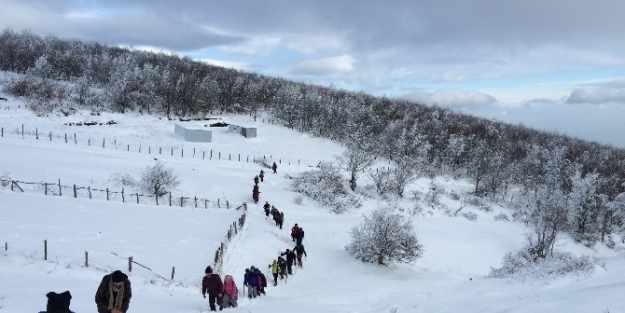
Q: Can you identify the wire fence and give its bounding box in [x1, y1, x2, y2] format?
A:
[1, 207, 248, 283]
[0, 124, 321, 167]
[0, 177, 232, 209]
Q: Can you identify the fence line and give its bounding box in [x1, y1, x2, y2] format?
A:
[2, 207, 247, 282]
[0, 177, 230, 210]
[0, 124, 321, 167]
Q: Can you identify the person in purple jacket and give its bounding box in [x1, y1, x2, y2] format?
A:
[243, 266, 261, 299]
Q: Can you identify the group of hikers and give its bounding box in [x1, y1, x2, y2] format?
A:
[252, 162, 278, 203]
[264, 201, 285, 229]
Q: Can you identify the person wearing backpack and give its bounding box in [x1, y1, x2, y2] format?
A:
[277, 256, 288, 279]
[290, 223, 299, 242]
[201, 266, 224, 311]
[244, 266, 261, 298]
[255, 268, 267, 296]
[222, 275, 238, 308]
[293, 244, 307, 267]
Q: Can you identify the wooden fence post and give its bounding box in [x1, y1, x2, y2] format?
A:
[171, 147, 173, 156]
[171, 267, 175, 280]
[136, 193, 139, 204]
[169, 192, 172, 206]
[203, 151, 205, 159]
[155, 195, 159, 205]
[36, 128, 38, 139]
[193, 148, 196, 158]
[88, 186, 92, 199]
[1, 127, 3, 137]
[149, 146, 151, 154]
[58, 179, 62, 196]
[85, 251, 89, 267]
[102, 138, 105, 148]
[128, 256, 133, 272]
[127, 144, 130, 151]
[159, 147, 162, 154]
[181, 149, 184, 158]
[122, 188, 125, 203]
[194, 196, 197, 208]
[219, 152, 221, 159]
[210, 150, 213, 159]
[106, 188, 110, 201]
[88, 138, 91, 146]
[21, 124, 24, 137]
[64, 133, 67, 143]
[44, 182, 48, 195]
[205, 199, 208, 209]
[73, 184, 77, 198]
[180, 197, 183, 207]
[218, 198, 220, 208]
[44, 240, 47, 261]
[49, 131, 52, 141]
[74, 133, 77, 144]
[4, 242, 7, 251]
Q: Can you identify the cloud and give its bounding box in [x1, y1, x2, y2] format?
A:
[292, 55, 356, 76]
[402, 89, 498, 110]
[566, 88, 625, 105]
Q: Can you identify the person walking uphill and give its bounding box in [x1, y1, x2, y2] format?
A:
[244, 267, 261, 298]
[222, 275, 238, 309]
[202, 266, 224, 311]
[95, 270, 132, 313]
[269, 260, 281, 286]
[272, 162, 277, 174]
[254, 175, 259, 185]
[259, 170, 265, 182]
[294, 244, 307, 267]
[281, 248, 296, 275]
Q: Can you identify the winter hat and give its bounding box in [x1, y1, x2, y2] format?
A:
[111, 270, 125, 283]
[205, 266, 213, 274]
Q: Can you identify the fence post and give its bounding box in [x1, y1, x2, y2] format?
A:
[159, 147, 162, 154]
[88, 186, 92, 199]
[85, 251, 89, 267]
[64, 133, 67, 143]
[1, 127, 3, 137]
[171, 267, 175, 280]
[149, 146, 151, 154]
[4, 242, 7, 251]
[136, 193, 139, 204]
[49, 132, 52, 141]
[219, 152, 221, 159]
[139, 144, 141, 153]
[227, 200, 229, 209]
[102, 138, 105, 148]
[180, 197, 183, 207]
[155, 195, 159, 205]
[21, 124, 24, 137]
[194, 196, 197, 208]
[122, 188, 125, 203]
[106, 188, 109, 201]
[127, 144, 130, 151]
[205, 199, 208, 209]
[44, 240, 47, 260]
[193, 148, 196, 158]
[74, 133, 77, 144]
[58, 179, 62, 196]
[229, 153, 231, 161]
[73, 184, 77, 198]
[218, 198, 220, 208]
[171, 147, 173, 156]
[169, 192, 172, 206]
[128, 256, 133, 272]
[181, 149, 184, 158]
[88, 138, 91, 146]
[36, 128, 38, 139]
[203, 151, 205, 159]
[44, 183, 48, 195]
[210, 150, 213, 159]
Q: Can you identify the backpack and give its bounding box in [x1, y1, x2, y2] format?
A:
[259, 273, 267, 287]
[45, 291, 72, 313]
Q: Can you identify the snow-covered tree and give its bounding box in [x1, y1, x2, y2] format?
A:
[346, 206, 423, 266]
[139, 162, 180, 198]
[290, 161, 361, 213]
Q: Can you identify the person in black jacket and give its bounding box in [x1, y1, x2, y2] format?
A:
[295, 227, 305, 245]
[293, 244, 307, 267]
[281, 248, 296, 274]
[95, 270, 132, 313]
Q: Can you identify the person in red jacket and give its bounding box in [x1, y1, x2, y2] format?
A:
[202, 266, 224, 311]
[291, 223, 299, 242]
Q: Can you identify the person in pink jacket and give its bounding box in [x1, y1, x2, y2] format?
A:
[222, 275, 238, 308]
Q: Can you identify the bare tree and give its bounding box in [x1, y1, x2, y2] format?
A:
[139, 162, 180, 198]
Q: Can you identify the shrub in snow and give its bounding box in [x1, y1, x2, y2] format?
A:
[293, 195, 304, 205]
[461, 212, 478, 221]
[488, 248, 599, 281]
[345, 206, 423, 266]
[493, 213, 510, 221]
[0, 171, 11, 187]
[290, 161, 361, 213]
[139, 162, 180, 197]
[110, 172, 136, 187]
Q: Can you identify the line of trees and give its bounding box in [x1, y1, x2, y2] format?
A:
[1, 28, 624, 256]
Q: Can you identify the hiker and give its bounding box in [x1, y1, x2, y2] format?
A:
[295, 227, 305, 245]
[254, 175, 259, 185]
[270, 206, 278, 220]
[278, 212, 284, 229]
[252, 185, 260, 203]
[222, 275, 238, 309]
[95, 270, 132, 313]
[244, 266, 261, 298]
[294, 244, 307, 267]
[259, 170, 265, 182]
[202, 266, 224, 311]
[291, 223, 300, 242]
[40, 291, 74, 313]
[263, 201, 271, 217]
[281, 249, 296, 275]
[269, 260, 281, 286]
[272, 162, 277, 174]
[277, 256, 288, 279]
[255, 267, 267, 296]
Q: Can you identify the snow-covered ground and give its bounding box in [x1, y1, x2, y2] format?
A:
[1, 97, 624, 313]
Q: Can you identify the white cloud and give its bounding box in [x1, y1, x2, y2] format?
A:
[566, 88, 625, 105]
[403, 89, 498, 110]
[292, 54, 356, 76]
[198, 58, 248, 71]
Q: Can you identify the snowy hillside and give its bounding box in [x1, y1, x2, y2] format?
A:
[1, 97, 624, 313]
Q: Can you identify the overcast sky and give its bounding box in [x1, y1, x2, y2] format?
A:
[2, 0, 624, 147]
